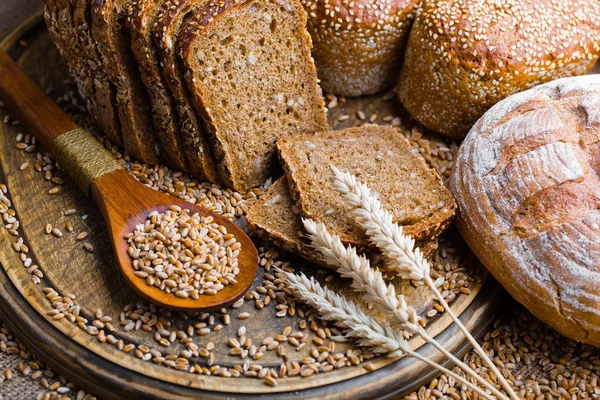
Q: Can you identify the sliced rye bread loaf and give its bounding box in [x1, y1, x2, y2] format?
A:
[179, 0, 329, 191]
[126, 0, 188, 171]
[247, 177, 438, 268]
[277, 126, 457, 248]
[45, 1, 102, 132]
[152, 0, 220, 182]
[71, 0, 122, 145]
[91, 0, 161, 164]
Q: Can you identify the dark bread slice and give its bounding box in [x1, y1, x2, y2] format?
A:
[45, 1, 100, 128]
[277, 126, 457, 248]
[247, 177, 438, 268]
[92, 0, 161, 164]
[152, 0, 220, 182]
[179, 0, 329, 191]
[72, 0, 122, 145]
[127, 0, 188, 171]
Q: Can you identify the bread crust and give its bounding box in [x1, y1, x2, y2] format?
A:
[127, 0, 188, 171]
[398, 0, 600, 139]
[152, 0, 221, 182]
[247, 177, 438, 268]
[92, 0, 161, 164]
[300, 0, 418, 97]
[277, 126, 456, 249]
[450, 76, 600, 347]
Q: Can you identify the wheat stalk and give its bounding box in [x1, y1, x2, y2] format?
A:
[303, 218, 507, 400]
[279, 269, 495, 399]
[331, 166, 518, 400]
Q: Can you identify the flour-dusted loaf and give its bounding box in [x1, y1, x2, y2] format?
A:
[277, 126, 456, 249]
[398, 0, 600, 139]
[301, 0, 418, 97]
[247, 177, 438, 267]
[152, 0, 220, 182]
[179, 0, 329, 191]
[450, 76, 600, 347]
[92, 0, 161, 163]
[127, 0, 188, 170]
[72, 0, 122, 145]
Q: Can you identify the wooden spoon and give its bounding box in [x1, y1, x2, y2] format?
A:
[0, 49, 258, 311]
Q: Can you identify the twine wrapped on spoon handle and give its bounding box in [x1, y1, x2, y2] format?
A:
[53, 128, 123, 195]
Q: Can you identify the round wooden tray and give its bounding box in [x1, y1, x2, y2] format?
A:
[0, 15, 502, 399]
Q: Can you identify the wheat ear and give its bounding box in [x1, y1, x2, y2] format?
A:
[332, 166, 518, 400]
[279, 270, 495, 400]
[304, 219, 507, 400]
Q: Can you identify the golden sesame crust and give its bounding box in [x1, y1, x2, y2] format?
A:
[398, 0, 600, 139]
[301, 0, 418, 97]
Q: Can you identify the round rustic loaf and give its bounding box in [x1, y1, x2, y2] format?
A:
[301, 0, 418, 97]
[450, 75, 600, 347]
[398, 0, 600, 139]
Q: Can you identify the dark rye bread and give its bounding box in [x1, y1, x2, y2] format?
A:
[277, 126, 457, 248]
[91, 0, 161, 164]
[127, 0, 188, 171]
[45, 1, 100, 132]
[72, 0, 122, 145]
[152, 0, 220, 182]
[247, 177, 438, 268]
[179, 0, 329, 191]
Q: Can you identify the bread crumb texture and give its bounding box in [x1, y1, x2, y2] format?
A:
[399, 0, 600, 138]
[450, 75, 600, 347]
[277, 126, 456, 249]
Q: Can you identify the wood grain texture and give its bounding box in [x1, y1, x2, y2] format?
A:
[0, 16, 499, 399]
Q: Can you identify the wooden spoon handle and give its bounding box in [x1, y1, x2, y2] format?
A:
[0, 49, 122, 194]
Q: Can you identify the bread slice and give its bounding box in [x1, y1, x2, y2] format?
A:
[127, 0, 188, 171]
[91, 0, 161, 164]
[179, 0, 329, 191]
[71, 0, 122, 145]
[45, 1, 101, 131]
[247, 177, 438, 268]
[277, 126, 457, 248]
[152, 0, 220, 182]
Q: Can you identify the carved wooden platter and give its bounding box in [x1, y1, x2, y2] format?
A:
[0, 15, 502, 399]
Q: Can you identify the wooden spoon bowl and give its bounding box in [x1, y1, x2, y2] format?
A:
[0, 49, 259, 311]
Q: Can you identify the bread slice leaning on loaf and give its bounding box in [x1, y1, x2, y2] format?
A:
[71, 0, 122, 146]
[179, 0, 329, 191]
[277, 126, 456, 249]
[398, 0, 600, 139]
[127, 0, 188, 171]
[92, 0, 161, 164]
[450, 75, 600, 347]
[300, 0, 418, 97]
[152, 0, 220, 183]
[247, 177, 439, 268]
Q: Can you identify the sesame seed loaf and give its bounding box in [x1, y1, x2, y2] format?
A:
[152, 0, 221, 182]
[92, 0, 161, 164]
[126, 0, 188, 171]
[247, 177, 438, 268]
[179, 0, 329, 191]
[398, 0, 600, 139]
[277, 126, 456, 249]
[72, 0, 122, 145]
[300, 0, 418, 97]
